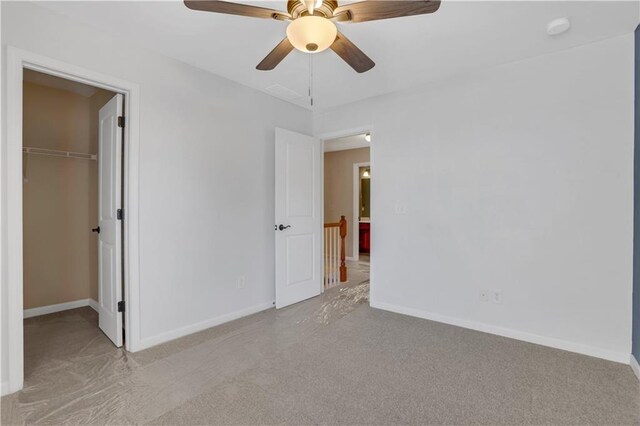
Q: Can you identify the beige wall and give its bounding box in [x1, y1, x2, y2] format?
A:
[324, 147, 370, 259]
[23, 81, 113, 309]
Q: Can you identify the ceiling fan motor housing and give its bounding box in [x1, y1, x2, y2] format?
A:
[287, 0, 338, 18]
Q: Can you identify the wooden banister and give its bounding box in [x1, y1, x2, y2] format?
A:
[323, 215, 348, 287]
[339, 215, 347, 282]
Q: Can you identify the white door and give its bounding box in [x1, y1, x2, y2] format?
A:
[98, 94, 124, 347]
[275, 128, 323, 308]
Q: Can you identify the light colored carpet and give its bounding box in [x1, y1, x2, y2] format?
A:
[2, 279, 639, 425]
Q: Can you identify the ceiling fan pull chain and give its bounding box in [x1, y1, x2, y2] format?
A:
[308, 53, 314, 107]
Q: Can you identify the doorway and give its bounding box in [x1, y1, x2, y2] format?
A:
[5, 47, 141, 395]
[21, 69, 124, 379]
[323, 133, 371, 294]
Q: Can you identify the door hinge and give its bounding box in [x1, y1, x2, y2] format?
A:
[117, 301, 125, 313]
[117, 209, 124, 220]
[117, 116, 125, 128]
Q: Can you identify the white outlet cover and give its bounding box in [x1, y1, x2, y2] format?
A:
[479, 289, 489, 302]
[491, 290, 502, 304]
[237, 276, 246, 289]
[395, 202, 407, 214]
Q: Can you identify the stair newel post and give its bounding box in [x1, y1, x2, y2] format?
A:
[339, 215, 347, 282]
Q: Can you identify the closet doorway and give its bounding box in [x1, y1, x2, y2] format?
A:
[22, 69, 125, 362]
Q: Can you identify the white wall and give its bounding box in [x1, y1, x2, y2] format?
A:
[315, 34, 635, 362]
[1, 1, 312, 389]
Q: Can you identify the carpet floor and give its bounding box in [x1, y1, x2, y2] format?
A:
[2, 278, 639, 425]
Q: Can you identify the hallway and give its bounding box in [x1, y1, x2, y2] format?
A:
[344, 254, 369, 289]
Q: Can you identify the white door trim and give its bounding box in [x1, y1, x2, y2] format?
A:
[4, 46, 141, 395]
[353, 161, 371, 262]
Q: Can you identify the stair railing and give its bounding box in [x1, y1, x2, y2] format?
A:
[324, 215, 347, 288]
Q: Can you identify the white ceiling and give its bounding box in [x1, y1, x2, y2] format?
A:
[35, 1, 639, 110]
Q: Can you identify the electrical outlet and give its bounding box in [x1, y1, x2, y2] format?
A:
[236, 276, 246, 289]
[491, 290, 502, 304]
[395, 202, 407, 215]
[479, 289, 489, 302]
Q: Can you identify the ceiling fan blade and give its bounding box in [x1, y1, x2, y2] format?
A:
[256, 38, 295, 70]
[330, 32, 375, 73]
[184, 0, 290, 20]
[333, 0, 440, 23]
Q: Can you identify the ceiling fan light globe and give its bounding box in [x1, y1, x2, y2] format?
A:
[286, 16, 337, 54]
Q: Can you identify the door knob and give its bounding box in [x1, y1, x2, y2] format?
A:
[92, 226, 100, 234]
[278, 224, 291, 231]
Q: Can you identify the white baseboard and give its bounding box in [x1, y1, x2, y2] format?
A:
[24, 298, 99, 318]
[631, 355, 640, 381]
[136, 301, 274, 351]
[88, 298, 100, 313]
[1, 381, 9, 396]
[370, 300, 629, 364]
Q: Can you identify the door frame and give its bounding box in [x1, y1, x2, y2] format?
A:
[353, 161, 371, 262]
[4, 46, 141, 394]
[317, 126, 373, 291]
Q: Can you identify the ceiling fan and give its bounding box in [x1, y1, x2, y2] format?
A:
[184, 0, 441, 73]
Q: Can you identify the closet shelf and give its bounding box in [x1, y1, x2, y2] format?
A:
[22, 147, 97, 161]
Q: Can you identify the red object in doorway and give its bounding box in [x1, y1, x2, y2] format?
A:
[359, 222, 370, 254]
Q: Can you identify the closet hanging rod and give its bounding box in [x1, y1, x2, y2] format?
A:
[22, 147, 97, 161]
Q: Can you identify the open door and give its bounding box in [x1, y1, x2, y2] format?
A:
[275, 128, 322, 308]
[98, 94, 124, 347]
